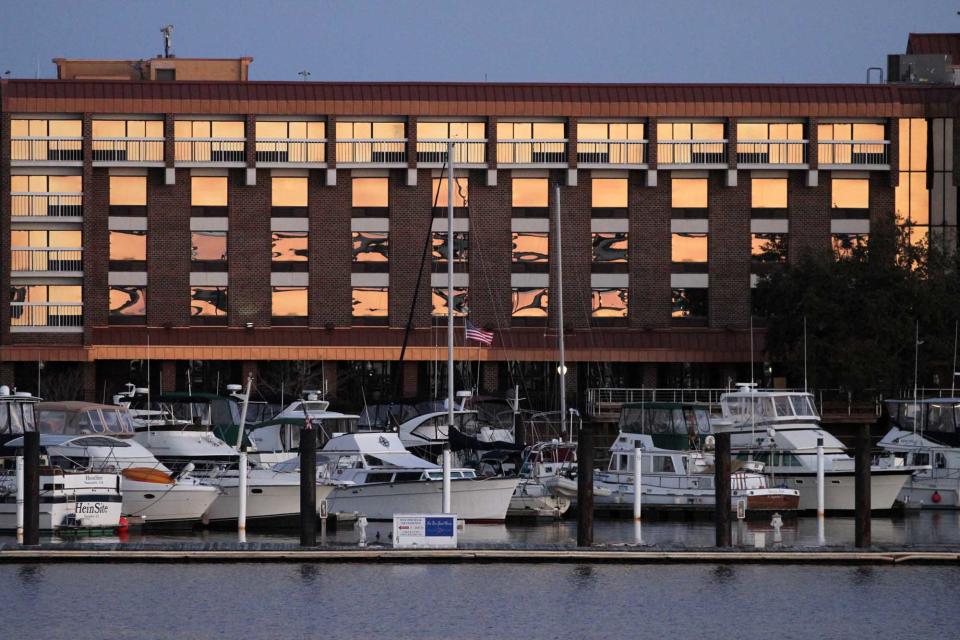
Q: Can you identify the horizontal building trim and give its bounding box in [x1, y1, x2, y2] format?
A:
[671, 273, 709, 288]
[751, 219, 789, 233]
[271, 272, 309, 287]
[430, 273, 469, 288]
[591, 273, 629, 288]
[108, 216, 148, 231]
[591, 219, 628, 233]
[351, 218, 389, 232]
[108, 271, 147, 286]
[190, 272, 228, 286]
[512, 273, 549, 287]
[351, 272, 389, 287]
[671, 219, 709, 233]
[271, 217, 309, 232]
[512, 218, 550, 232]
[430, 218, 469, 232]
[831, 219, 871, 234]
[190, 217, 229, 231]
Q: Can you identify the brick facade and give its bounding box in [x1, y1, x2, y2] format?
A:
[228, 169, 271, 327]
[708, 172, 751, 328]
[147, 168, 191, 327]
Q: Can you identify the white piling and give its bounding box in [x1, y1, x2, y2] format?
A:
[15, 455, 24, 544]
[633, 447, 642, 521]
[238, 450, 248, 533]
[442, 447, 452, 514]
[816, 437, 825, 516]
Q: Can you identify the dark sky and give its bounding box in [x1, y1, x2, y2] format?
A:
[0, 0, 952, 83]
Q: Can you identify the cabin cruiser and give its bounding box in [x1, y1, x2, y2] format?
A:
[301, 432, 518, 522]
[878, 398, 960, 508]
[0, 435, 122, 532]
[35, 402, 218, 527]
[397, 392, 515, 463]
[507, 441, 575, 518]
[718, 386, 917, 511]
[246, 395, 361, 465]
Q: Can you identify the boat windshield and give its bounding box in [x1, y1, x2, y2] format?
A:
[0, 401, 36, 435]
[724, 394, 817, 421]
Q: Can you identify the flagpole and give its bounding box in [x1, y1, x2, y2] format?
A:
[554, 183, 567, 442]
[443, 141, 454, 515]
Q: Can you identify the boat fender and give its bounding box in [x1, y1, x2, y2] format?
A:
[932, 490, 942, 504]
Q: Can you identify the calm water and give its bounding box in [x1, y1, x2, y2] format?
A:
[2, 562, 957, 639]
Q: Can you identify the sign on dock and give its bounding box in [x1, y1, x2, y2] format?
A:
[392, 514, 458, 549]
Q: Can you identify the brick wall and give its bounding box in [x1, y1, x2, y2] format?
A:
[147, 168, 191, 327]
[467, 168, 511, 329]
[0, 113, 10, 345]
[388, 169, 433, 328]
[550, 170, 591, 329]
[788, 171, 831, 263]
[708, 171, 751, 328]
[309, 170, 352, 327]
[83, 167, 110, 335]
[228, 169, 271, 327]
[630, 170, 671, 327]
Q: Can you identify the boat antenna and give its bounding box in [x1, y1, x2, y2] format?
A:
[554, 183, 568, 443]
[803, 315, 808, 393]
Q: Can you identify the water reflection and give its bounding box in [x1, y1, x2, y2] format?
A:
[710, 565, 736, 584]
[849, 567, 875, 585]
[299, 564, 319, 585]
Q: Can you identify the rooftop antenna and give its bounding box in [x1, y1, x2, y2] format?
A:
[298, 70, 311, 81]
[161, 25, 174, 58]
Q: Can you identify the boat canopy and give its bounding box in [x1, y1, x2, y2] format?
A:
[37, 401, 136, 436]
[885, 398, 960, 445]
[720, 391, 818, 423]
[321, 432, 439, 469]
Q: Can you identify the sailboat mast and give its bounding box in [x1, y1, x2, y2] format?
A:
[554, 184, 567, 441]
[443, 141, 455, 514]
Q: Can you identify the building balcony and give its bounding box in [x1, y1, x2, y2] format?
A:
[174, 138, 247, 164]
[416, 139, 486, 166]
[656, 140, 727, 166]
[10, 193, 83, 220]
[11, 137, 83, 164]
[736, 140, 808, 166]
[497, 139, 568, 166]
[92, 138, 165, 165]
[335, 139, 407, 166]
[10, 302, 83, 332]
[818, 140, 890, 168]
[255, 138, 326, 166]
[11, 248, 83, 275]
[577, 140, 647, 167]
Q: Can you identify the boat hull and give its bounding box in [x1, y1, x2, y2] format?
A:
[0, 494, 122, 531]
[203, 476, 334, 526]
[508, 481, 571, 519]
[772, 469, 911, 511]
[121, 479, 219, 527]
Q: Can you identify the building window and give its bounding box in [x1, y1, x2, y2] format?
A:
[272, 177, 308, 208]
[418, 122, 485, 140]
[498, 122, 565, 163]
[498, 122, 564, 139]
[592, 232, 628, 263]
[512, 178, 548, 208]
[832, 233, 868, 259]
[109, 176, 147, 207]
[109, 286, 146, 317]
[10, 284, 83, 327]
[896, 119, 930, 245]
[512, 232, 549, 263]
[432, 232, 469, 263]
[337, 121, 404, 139]
[336, 122, 405, 163]
[256, 121, 325, 163]
[352, 232, 389, 262]
[658, 122, 724, 164]
[831, 178, 869, 209]
[737, 123, 805, 164]
[352, 177, 389, 209]
[10, 119, 82, 161]
[512, 287, 548, 317]
[175, 121, 245, 162]
[92, 120, 164, 161]
[592, 178, 628, 209]
[191, 176, 228, 207]
[672, 233, 708, 263]
[352, 287, 388, 317]
[578, 122, 644, 140]
[272, 231, 308, 262]
[751, 178, 787, 209]
[417, 122, 485, 163]
[11, 230, 82, 272]
[751, 233, 787, 263]
[671, 288, 708, 318]
[190, 287, 227, 317]
[12, 229, 81, 249]
[592, 288, 627, 318]
[271, 286, 308, 317]
[432, 287, 468, 317]
[109, 230, 146, 261]
[672, 178, 708, 209]
[11, 175, 82, 217]
[818, 123, 886, 165]
[431, 176, 469, 208]
[191, 231, 227, 262]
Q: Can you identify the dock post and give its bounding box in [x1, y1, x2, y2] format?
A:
[576, 422, 593, 547]
[15, 455, 24, 543]
[714, 431, 731, 547]
[237, 446, 247, 537]
[633, 446, 642, 521]
[23, 431, 39, 546]
[816, 437, 825, 516]
[300, 420, 317, 547]
[854, 423, 871, 548]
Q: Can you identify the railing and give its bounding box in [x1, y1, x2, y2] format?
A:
[818, 140, 889, 166]
[11, 136, 83, 162]
[10, 302, 83, 328]
[587, 388, 734, 420]
[255, 138, 326, 163]
[416, 139, 486, 164]
[335, 138, 406, 164]
[577, 140, 647, 165]
[92, 138, 164, 162]
[174, 138, 246, 162]
[11, 193, 83, 218]
[497, 139, 567, 164]
[11, 248, 83, 272]
[656, 140, 727, 165]
[736, 140, 808, 165]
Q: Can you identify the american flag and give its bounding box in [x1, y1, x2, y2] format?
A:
[464, 319, 494, 345]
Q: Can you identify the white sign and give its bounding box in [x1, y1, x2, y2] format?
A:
[736, 499, 747, 520]
[393, 514, 458, 549]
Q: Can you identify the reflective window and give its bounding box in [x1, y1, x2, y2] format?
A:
[11, 119, 82, 137]
[432, 287, 468, 316]
[512, 287, 548, 317]
[592, 232, 628, 262]
[336, 121, 405, 139]
[672, 178, 707, 208]
[512, 232, 549, 263]
[175, 120, 244, 139]
[256, 121, 325, 139]
[110, 176, 147, 206]
[11, 119, 82, 161]
[512, 178, 548, 207]
[577, 122, 644, 140]
[671, 288, 708, 318]
[190, 286, 227, 316]
[352, 287, 388, 317]
[832, 233, 868, 259]
[818, 123, 884, 141]
[110, 230, 146, 261]
[272, 177, 308, 207]
[191, 231, 227, 261]
[737, 122, 803, 140]
[191, 176, 228, 206]
[751, 233, 787, 263]
[497, 122, 564, 139]
[417, 122, 484, 139]
[93, 120, 163, 138]
[352, 232, 388, 262]
[432, 232, 468, 262]
[896, 119, 930, 235]
[11, 175, 81, 193]
[432, 176, 469, 208]
[352, 177, 389, 208]
[11, 229, 81, 248]
[831, 178, 869, 209]
[672, 233, 708, 262]
[271, 231, 308, 261]
[592, 288, 627, 317]
[592, 178, 627, 208]
[11, 284, 82, 303]
[109, 286, 146, 316]
[752, 178, 787, 208]
[256, 122, 325, 162]
[272, 286, 308, 317]
[658, 122, 724, 140]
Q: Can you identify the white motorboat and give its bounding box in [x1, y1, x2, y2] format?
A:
[307, 432, 518, 522]
[397, 392, 514, 463]
[0, 435, 122, 532]
[200, 465, 335, 527]
[718, 385, 918, 511]
[246, 395, 361, 465]
[477, 442, 575, 519]
[878, 398, 960, 508]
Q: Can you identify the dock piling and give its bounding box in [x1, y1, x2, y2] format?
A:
[15, 455, 24, 543]
[22, 431, 39, 546]
[576, 423, 593, 547]
[854, 423, 871, 548]
[714, 432, 731, 547]
[300, 421, 317, 547]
